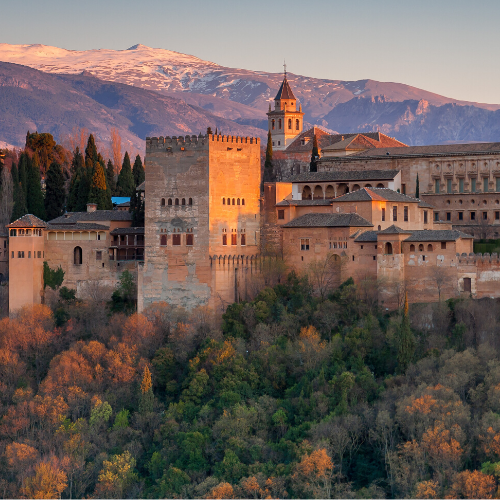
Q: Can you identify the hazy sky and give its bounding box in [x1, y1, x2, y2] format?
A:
[3, 0, 500, 103]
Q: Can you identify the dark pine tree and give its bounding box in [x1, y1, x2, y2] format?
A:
[116, 152, 135, 197]
[397, 293, 415, 374]
[264, 130, 275, 182]
[132, 155, 145, 187]
[18, 153, 28, 200]
[89, 163, 112, 210]
[67, 148, 85, 212]
[44, 162, 66, 221]
[309, 134, 319, 172]
[106, 160, 116, 195]
[207, 127, 213, 135]
[416, 173, 420, 199]
[11, 162, 27, 222]
[84, 134, 98, 164]
[26, 154, 46, 220]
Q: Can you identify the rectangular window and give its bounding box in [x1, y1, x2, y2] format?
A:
[300, 238, 310, 251]
[3, 241, 5, 249]
[18, 251, 24, 258]
[447, 179, 452, 193]
[222, 234, 227, 246]
[172, 234, 181, 245]
[459, 178, 464, 193]
[404, 206, 408, 222]
[402, 184, 406, 195]
[393, 206, 397, 222]
[96, 251, 102, 260]
[484, 178, 489, 192]
[496, 212, 500, 220]
[470, 211, 476, 221]
[483, 211, 488, 220]
[231, 234, 237, 245]
[278, 209, 285, 220]
[424, 210, 428, 224]
[11, 251, 13, 258]
[373, 255, 376, 260]
[471, 178, 477, 192]
[441, 242, 447, 250]
[28, 251, 31, 258]
[38, 251, 41, 258]
[446, 212, 451, 221]
[241, 234, 246, 246]
[186, 234, 194, 246]
[435, 179, 440, 193]
[458, 212, 463, 220]
[463, 277, 472, 293]
[434, 212, 439, 222]
[381, 207, 385, 221]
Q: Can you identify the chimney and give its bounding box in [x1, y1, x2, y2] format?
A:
[86, 203, 97, 213]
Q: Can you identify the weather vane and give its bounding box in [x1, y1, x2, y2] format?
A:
[283, 59, 287, 77]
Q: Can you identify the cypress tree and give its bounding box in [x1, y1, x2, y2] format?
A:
[264, 130, 275, 182]
[206, 127, 213, 135]
[132, 155, 145, 187]
[76, 165, 91, 212]
[310, 134, 319, 173]
[139, 366, 154, 414]
[89, 162, 112, 210]
[45, 162, 66, 221]
[18, 153, 28, 199]
[85, 134, 98, 164]
[116, 152, 135, 197]
[397, 293, 415, 373]
[106, 160, 116, 195]
[67, 148, 84, 212]
[130, 189, 144, 227]
[11, 162, 27, 222]
[416, 173, 420, 199]
[26, 154, 46, 220]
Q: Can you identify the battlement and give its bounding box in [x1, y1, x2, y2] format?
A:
[145, 134, 260, 152]
[457, 252, 500, 264]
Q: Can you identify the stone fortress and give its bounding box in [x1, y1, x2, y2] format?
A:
[6, 71, 500, 314]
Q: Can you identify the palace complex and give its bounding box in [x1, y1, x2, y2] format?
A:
[5, 72, 500, 314]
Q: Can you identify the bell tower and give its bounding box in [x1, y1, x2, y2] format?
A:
[267, 64, 304, 151]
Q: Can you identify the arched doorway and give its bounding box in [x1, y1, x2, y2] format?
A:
[385, 242, 393, 255]
[325, 185, 335, 198]
[313, 185, 323, 199]
[302, 185, 312, 200]
[337, 183, 349, 196]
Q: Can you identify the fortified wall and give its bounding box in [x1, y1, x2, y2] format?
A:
[139, 134, 261, 312]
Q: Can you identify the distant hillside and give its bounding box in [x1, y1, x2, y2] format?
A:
[1, 43, 500, 145]
[0, 62, 265, 151]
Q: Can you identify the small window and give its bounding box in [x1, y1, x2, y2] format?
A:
[496, 178, 500, 192]
[182, 198, 186, 205]
[296, 119, 300, 130]
[402, 184, 406, 195]
[231, 234, 237, 245]
[278, 210, 285, 220]
[278, 119, 282, 129]
[441, 242, 446, 250]
[288, 118, 292, 129]
[232, 198, 235, 205]
[18, 251, 24, 258]
[37, 251, 41, 258]
[464, 277, 471, 293]
[74, 246, 82, 265]
[435, 179, 440, 194]
[447, 179, 452, 193]
[189, 198, 193, 205]
[186, 234, 194, 246]
[223, 198, 225, 205]
[10, 229, 16, 237]
[28, 251, 31, 258]
[496, 211, 500, 220]
[160, 235, 167, 246]
[404, 206, 408, 222]
[227, 198, 231, 205]
[222, 234, 227, 246]
[161, 198, 165, 206]
[272, 119, 275, 130]
[471, 178, 477, 192]
[424, 211, 428, 224]
[242, 199, 245, 205]
[446, 212, 451, 221]
[96, 251, 102, 260]
[172, 234, 181, 246]
[458, 212, 463, 221]
[360, 245, 363, 250]
[373, 255, 376, 260]
[483, 211, 488, 220]
[241, 234, 246, 246]
[419, 244, 424, 251]
[300, 238, 310, 251]
[470, 212, 476, 221]
[11, 251, 13, 258]
[459, 178, 464, 193]
[168, 198, 172, 206]
[385, 242, 393, 255]
[175, 198, 179, 206]
[427, 244, 433, 252]
[237, 198, 240, 205]
[434, 212, 439, 222]
[393, 206, 397, 222]
[410, 244, 415, 251]
[484, 178, 489, 193]
[381, 207, 385, 222]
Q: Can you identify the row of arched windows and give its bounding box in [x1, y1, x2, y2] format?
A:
[161, 198, 193, 207]
[222, 198, 245, 206]
[271, 118, 300, 131]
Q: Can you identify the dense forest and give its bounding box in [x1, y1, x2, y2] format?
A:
[0, 270, 499, 498]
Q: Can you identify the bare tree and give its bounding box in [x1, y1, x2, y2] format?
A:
[60, 126, 88, 153]
[110, 128, 122, 175]
[307, 252, 346, 300]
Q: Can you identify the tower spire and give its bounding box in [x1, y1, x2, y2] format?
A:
[283, 59, 287, 77]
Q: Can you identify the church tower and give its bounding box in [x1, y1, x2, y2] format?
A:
[267, 67, 304, 151]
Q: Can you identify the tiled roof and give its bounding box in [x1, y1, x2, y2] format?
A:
[49, 210, 132, 224]
[110, 227, 145, 235]
[282, 213, 373, 228]
[136, 181, 145, 191]
[332, 188, 421, 204]
[289, 170, 399, 183]
[7, 214, 48, 228]
[116, 201, 130, 207]
[354, 230, 379, 242]
[418, 200, 434, 208]
[378, 225, 412, 234]
[47, 223, 109, 231]
[404, 230, 473, 242]
[275, 75, 296, 100]
[275, 199, 333, 207]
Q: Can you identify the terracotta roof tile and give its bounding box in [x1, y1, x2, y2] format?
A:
[49, 210, 132, 224]
[288, 170, 399, 183]
[7, 214, 48, 228]
[282, 213, 373, 228]
[275, 76, 296, 100]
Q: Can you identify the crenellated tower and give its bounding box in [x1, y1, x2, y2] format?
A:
[267, 67, 304, 151]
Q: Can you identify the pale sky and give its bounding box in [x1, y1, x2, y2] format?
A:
[2, 0, 500, 104]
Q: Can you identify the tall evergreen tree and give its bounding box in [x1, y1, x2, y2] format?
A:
[132, 155, 145, 187]
[206, 127, 213, 135]
[45, 162, 66, 221]
[397, 293, 415, 374]
[116, 152, 135, 197]
[89, 162, 112, 210]
[18, 153, 28, 199]
[416, 173, 420, 199]
[85, 134, 98, 164]
[67, 148, 84, 212]
[26, 154, 46, 220]
[309, 134, 319, 173]
[10, 162, 27, 222]
[76, 166, 91, 212]
[106, 160, 116, 195]
[264, 130, 275, 182]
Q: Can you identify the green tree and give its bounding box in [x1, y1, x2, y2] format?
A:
[106, 159, 116, 195]
[43, 261, 65, 290]
[416, 173, 420, 198]
[44, 162, 65, 221]
[132, 154, 145, 187]
[130, 190, 144, 227]
[26, 154, 46, 220]
[67, 148, 84, 212]
[116, 152, 135, 197]
[310, 134, 319, 172]
[206, 126, 213, 135]
[10, 162, 27, 222]
[84, 134, 98, 164]
[396, 293, 415, 373]
[89, 162, 112, 210]
[264, 130, 275, 182]
[110, 270, 136, 314]
[18, 152, 28, 199]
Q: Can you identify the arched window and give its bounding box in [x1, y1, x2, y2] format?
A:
[241, 234, 246, 245]
[242, 199, 245, 205]
[222, 234, 227, 246]
[74, 246, 82, 265]
[168, 198, 172, 206]
[427, 244, 433, 252]
[302, 185, 312, 200]
[227, 198, 230, 205]
[182, 198, 186, 205]
[223, 198, 225, 205]
[378, 225, 381, 231]
[325, 185, 335, 198]
[419, 244, 424, 251]
[365, 184, 372, 188]
[288, 118, 292, 129]
[232, 198, 235, 205]
[376, 183, 385, 188]
[385, 242, 393, 255]
[272, 119, 275, 130]
[161, 198, 165, 206]
[296, 119, 300, 130]
[189, 198, 193, 205]
[175, 198, 179, 206]
[278, 119, 282, 129]
[410, 244, 415, 251]
[314, 185, 323, 199]
[237, 198, 240, 205]
[352, 184, 361, 192]
[160, 235, 167, 246]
